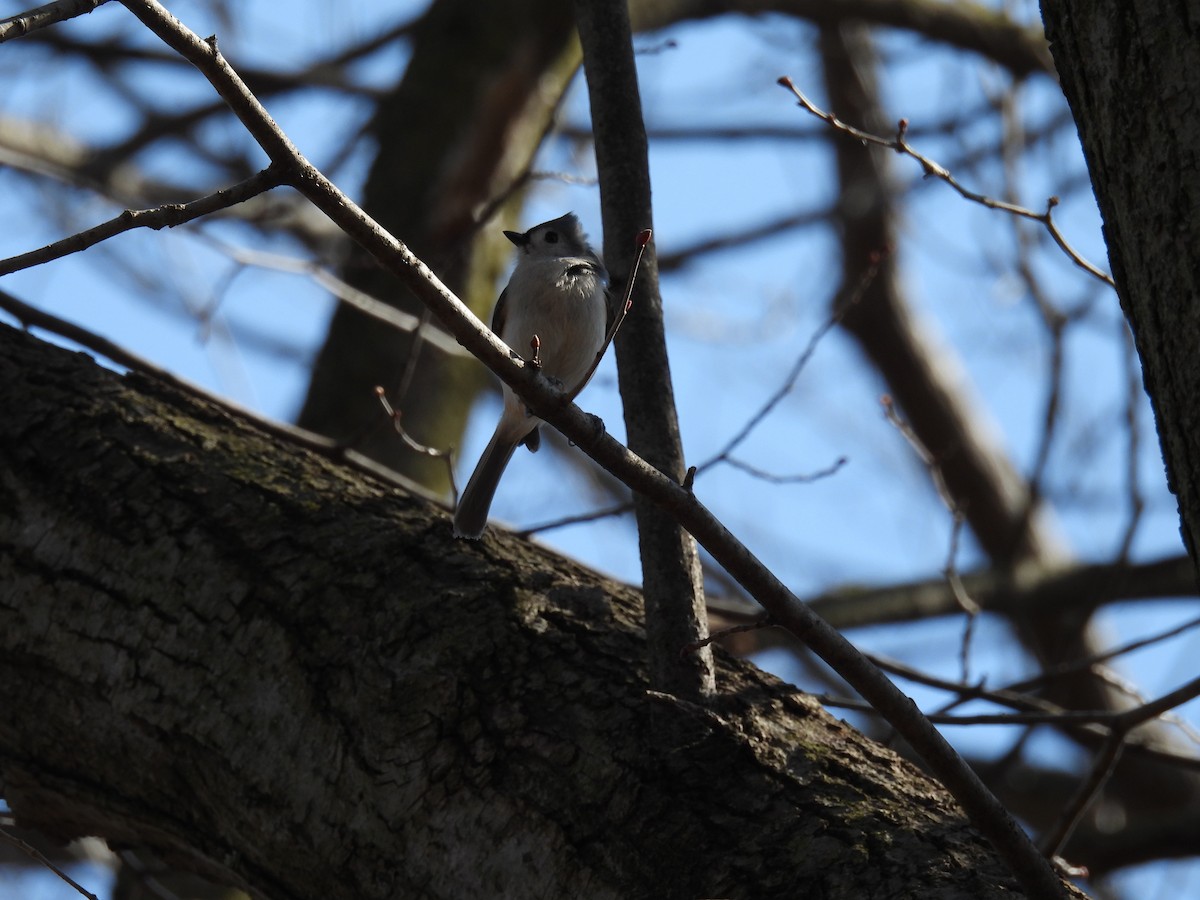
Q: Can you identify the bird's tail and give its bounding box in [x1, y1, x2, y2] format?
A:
[452, 428, 522, 539]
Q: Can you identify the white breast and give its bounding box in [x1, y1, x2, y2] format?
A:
[500, 257, 607, 394]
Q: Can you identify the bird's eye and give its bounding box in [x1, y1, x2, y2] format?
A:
[544, 231, 559, 244]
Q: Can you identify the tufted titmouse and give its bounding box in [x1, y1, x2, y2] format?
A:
[452, 213, 609, 539]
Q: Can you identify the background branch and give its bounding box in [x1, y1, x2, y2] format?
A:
[573, 0, 714, 703]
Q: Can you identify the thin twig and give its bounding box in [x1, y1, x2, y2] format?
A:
[777, 76, 1114, 288]
[0, 825, 99, 900]
[881, 396, 982, 678]
[944, 513, 979, 683]
[1021, 316, 1065, 527]
[191, 232, 470, 359]
[564, 227, 648, 403]
[395, 306, 436, 401]
[655, 107, 1080, 273]
[681, 617, 774, 656]
[1003, 612, 1200, 697]
[869, 651, 1200, 768]
[722, 455, 847, 485]
[916, 611, 1200, 757]
[1039, 734, 1120, 860]
[818, 674, 1200, 730]
[374, 386, 458, 501]
[1117, 673, 1200, 729]
[695, 252, 882, 477]
[816, 695, 1098, 727]
[515, 501, 634, 537]
[374, 388, 451, 460]
[1084, 666, 1200, 748]
[0, 0, 110, 44]
[0, 166, 286, 277]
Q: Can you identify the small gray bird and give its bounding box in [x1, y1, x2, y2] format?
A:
[452, 213, 608, 539]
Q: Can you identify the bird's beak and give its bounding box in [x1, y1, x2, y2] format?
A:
[504, 230, 529, 247]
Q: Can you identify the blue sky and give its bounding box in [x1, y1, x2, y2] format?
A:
[1, 1, 1196, 896]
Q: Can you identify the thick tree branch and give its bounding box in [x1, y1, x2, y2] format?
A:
[0, 322, 1074, 899]
[0, 287, 442, 506]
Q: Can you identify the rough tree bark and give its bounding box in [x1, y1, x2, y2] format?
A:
[0, 323, 1078, 899]
[1037, 0, 1200, 866]
[1040, 1, 1200, 571]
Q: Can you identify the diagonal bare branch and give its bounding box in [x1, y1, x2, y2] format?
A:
[0, 0, 111, 44]
[777, 76, 1114, 288]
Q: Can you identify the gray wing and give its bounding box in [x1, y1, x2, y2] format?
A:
[490, 287, 537, 453]
[491, 286, 509, 337]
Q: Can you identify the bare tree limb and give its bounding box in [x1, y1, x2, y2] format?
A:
[573, 0, 714, 703]
[2, 318, 1087, 899]
[0, 824, 99, 900]
[0, 0, 110, 44]
[0, 167, 284, 276]
[106, 2, 1073, 894]
[778, 76, 1113, 287]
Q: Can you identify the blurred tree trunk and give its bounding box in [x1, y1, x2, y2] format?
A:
[1037, 0, 1200, 855]
[1040, 0, 1200, 575]
[297, 0, 580, 490]
[0, 323, 1080, 900]
[818, 18, 1200, 868]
